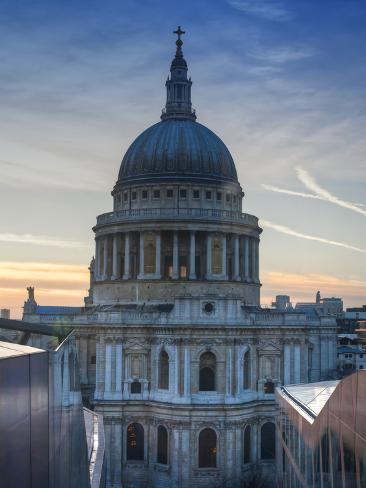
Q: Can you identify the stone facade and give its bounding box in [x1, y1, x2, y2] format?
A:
[23, 28, 337, 488]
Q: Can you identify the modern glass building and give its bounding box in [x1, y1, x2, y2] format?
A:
[276, 371, 366, 487]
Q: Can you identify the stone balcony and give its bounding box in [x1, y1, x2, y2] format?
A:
[96, 207, 259, 227]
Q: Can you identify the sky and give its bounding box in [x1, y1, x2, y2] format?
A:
[1, 0, 366, 317]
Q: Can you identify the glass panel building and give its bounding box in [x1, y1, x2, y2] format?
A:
[276, 371, 366, 487]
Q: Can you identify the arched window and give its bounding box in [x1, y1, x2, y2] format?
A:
[261, 422, 276, 460]
[264, 381, 275, 394]
[199, 428, 217, 468]
[127, 423, 144, 461]
[243, 350, 251, 390]
[157, 425, 168, 465]
[212, 236, 223, 275]
[199, 352, 216, 391]
[144, 233, 156, 274]
[158, 350, 169, 390]
[243, 425, 251, 464]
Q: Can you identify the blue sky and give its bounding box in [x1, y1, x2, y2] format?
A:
[1, 0, 366, 315]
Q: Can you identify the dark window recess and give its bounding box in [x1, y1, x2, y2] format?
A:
[142, 190, 148, 200]
[243, 425, 251, 464]
[158, 350, 169, 390]
[217, 192, 222, 201]
[154, 190, 160, 199]
[204, 302, 214, 314]
[180, 189, 187, 199]
[233, 195, 237, 203]
[193, 190, 200, 199]
[127, 423, 144, 461]
[132, 191, 137, 200]
[199, 352, 216, 391]
[226, 193, 231, 203]
[206, 191, 212, 200]
[131, 381, 141, 394]
[157, 426, 168, 465]
[199, 428, 217, 468]
[124, 192, 128, 202]
[167, 189, 174, 198]
[90, 355, 96, 365]
[261, 422, 276, 459]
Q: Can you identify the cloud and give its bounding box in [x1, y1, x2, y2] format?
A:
[0, 234, 88, 248]
[226, 0, 292, 21]
[261, 219, 366, 254]
[296, 167, 366, 217]
[249, 46, 314, 64]
[262, 170, 365, 208]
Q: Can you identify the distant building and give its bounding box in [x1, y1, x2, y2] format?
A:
[0, 309, 10, 319]
[276, 371, 366, 487]
[0, 319, 105, 488]
[295, 291, 343, 318]
[337, 333, 366, 374]
[337, 305, 366, 334]
[272, 295, 293, 311]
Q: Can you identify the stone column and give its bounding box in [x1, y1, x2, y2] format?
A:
[294, 343, 301, 383]
[222, 233, 227, 279]
[226, 347, 232, 397]
[95, 238, 100, 280]
[233, 234, 240, 281]
[105, 342, 112, 396]
[206, 232, 212, 279]
[251, 238, 256, 283]
[175, 345, 179, 396]
[115, 343, 123, 395]
[189, 231, 196, 279]
[111, 234, 120, 280]
[283, 343, 291, 385]
[123, 232, 130, 279]
[172, 231, 179, 279]
[155, 231, 162, 278]
[138, 232, 145, 279]
[102, 236, 109, 280]
[243, 236, 249, 281]
[184, 345, 190, 397]
[255, 239, 260, 283]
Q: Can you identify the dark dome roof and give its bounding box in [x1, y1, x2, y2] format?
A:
[117, 119, 238, 185]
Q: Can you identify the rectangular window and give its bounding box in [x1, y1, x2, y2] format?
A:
[233, 195, 237, 203]
[226, 193, 231, 203]
[142, 190, 148, 200]
[153, 189, 160, 199]
[124, 192, 128, 202]
[193, 189, 200, 199]
[206, 191, 212, 200]
[90, 355, 96, 365]
[217, 191, 222, 201]
[180, 189, 187, 199]
[132, 191, 137, 200]
[167, 189, 174, 198]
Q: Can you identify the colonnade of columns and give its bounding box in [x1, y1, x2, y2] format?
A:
[94, 230, 259, 283]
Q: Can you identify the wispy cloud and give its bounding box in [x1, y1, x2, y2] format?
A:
[261, 219, 366, 254]
[250, 46, 314, 64]
[296, 167, 366, 217]
[226, 0, 292, 21]
[262, 168, 366, 209]
[0, 234, 88, 248]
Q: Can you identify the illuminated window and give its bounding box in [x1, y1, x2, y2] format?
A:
[261, 422, 275, 459]
[243, 350, 250, 389]
[157, 425, 168, 464]
[199, 352, 216, 391]
[243, 425, 251, 464]
[199, 428, 217, 468]
[264, 381, 275, 394]
[127, 423, 144, 460]
[212, 236, 223, 275]
[144, 233, 156, 274]
[158, 350, 169, 390]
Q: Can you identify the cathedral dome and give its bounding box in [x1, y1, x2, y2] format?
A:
[117, 118, 238, 185]
[116, 26, 239, 187]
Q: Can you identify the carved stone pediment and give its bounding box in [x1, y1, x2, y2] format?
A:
[257, 341, 281, 354]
